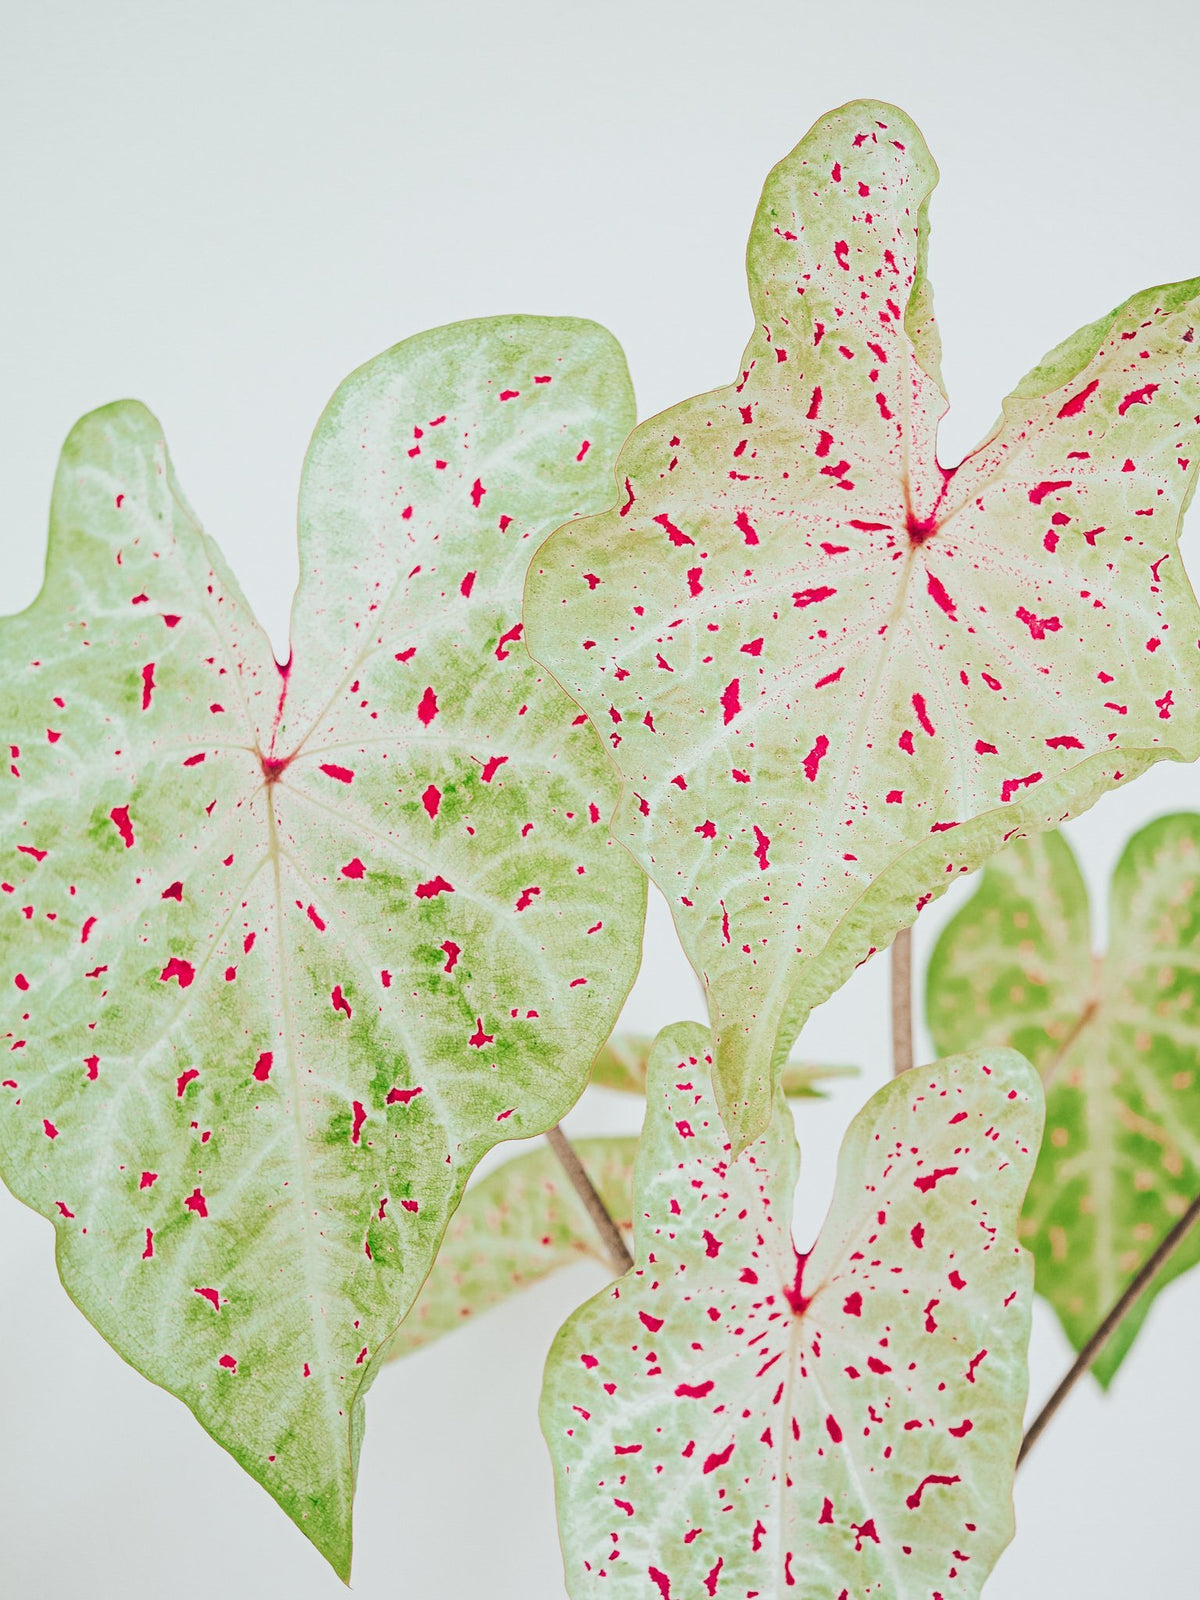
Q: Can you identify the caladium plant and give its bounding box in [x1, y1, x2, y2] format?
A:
[0, 315, 645, 1575]
[927, 817, 1200, 1383]
[525, 97, 1200, 1150]
[3, 92, 1200, 1596]
[541, 1023, 1043, 1599]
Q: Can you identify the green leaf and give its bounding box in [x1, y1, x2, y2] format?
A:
[541, 1024, 1043, 1598]
[590, 1032, 854, 1098]
[927, 818, 1200, 1383]
[524, 96, 1200, 1150]
[383, 1134, 638, 1362]
[0, 315, 645, 1576]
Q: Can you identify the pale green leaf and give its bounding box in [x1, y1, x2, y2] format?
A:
[384, 1134, 637, 1362]
[541, 1023, 1042, 1598]
[525, 97, 1200, 1150]
[0, 316, 645, 1576]
[927, 818, 1200, 1383]
[590, 1031, 853, 1098]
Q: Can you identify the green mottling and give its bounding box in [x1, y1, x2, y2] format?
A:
[525, 97, 1200, 1151]
[0, 316, 645, 1578]
[927, 818, 1200, 1384]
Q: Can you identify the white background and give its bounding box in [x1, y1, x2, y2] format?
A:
[3, 1, 1199, 1595]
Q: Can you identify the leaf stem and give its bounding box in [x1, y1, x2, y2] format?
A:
[891, 926, 914, 1078]
[1018, 1183, 1200, 1466]
[545, 1123, 634, 1278]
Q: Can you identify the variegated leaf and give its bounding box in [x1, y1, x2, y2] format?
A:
[0, 316, 644, 1575]
[525, 97, 1200, 1149]
[384, 1134, 637, 1362]
[927, 818, 1200, 1382]
[542, 1023, 1042, 1599]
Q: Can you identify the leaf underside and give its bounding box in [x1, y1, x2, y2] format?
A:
[541, 1023, 1043, 1599]
[525, 95, 1200, 1150]
[927, 818, 1200, 1383]
[384, 1134, 638, 1362]
[0, 316, 645, 1575]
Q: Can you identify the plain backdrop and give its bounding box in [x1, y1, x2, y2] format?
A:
[3, 2, 1200, 1595]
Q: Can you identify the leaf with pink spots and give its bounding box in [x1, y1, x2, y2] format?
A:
[541, 1023, 1042, 1599]
[525, 98, 1200, 1149]
[384, 1134, 638, 1363]
[0, 316, 644, 1576]
[927, 817, 1200, 1383]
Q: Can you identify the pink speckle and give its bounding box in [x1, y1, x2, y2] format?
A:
[480, 755, 509, 783]
[440, 940, 461, 973]
[84, 1055, 99, 1080]
[495, 623, 524, 660]
[341, 857, 365, 879]
[753, 826, 771, 870]
[386, 1085, 424, 1106]
[793, 585, 837, 609]
[252, 1051, 273, 1083]
[720, 679, 741, 724]
[415, 876, 454, 899]
[1015, 606, 1062, 640]
[926, 570, 957, 619]
[331, 984, 352, 1017]
[515, 885, 541, 912]
[912, 693, 935, 737]
[351, 1101, 367, 1144]
[1057, 378, 1099, 418]
[320, 763, 355, 784]
[825, 1414, 843, 1443]
[43, 1118, 58, 1140]
[1027, 480, 1072, 505]
[194, 1286, 221, 1311]
[906, 1473, 961, 1509]
[417, 687, 439, 725]
[1000, 771, 1042, 803]
[914, 1166, 958, 1192]
[140, 663, 156, 711]
[159, 957, 195, 988]
[735, 510, 759, 545]
[109, 806, 135, 848]
[218, 1354, 238, 1372]
[803, 734, 829, 782]
[142, 1229, 154, 1258]
[176, 1068, 199, 1097]
[139, 1171, 157, 1189]
[468, 1018, 494, 1049]
[1118, 382, 1159, 416]
[161, 880, 183, 902]
[843, 1291, 863, 1316]
[185, 1188, 208, 1218]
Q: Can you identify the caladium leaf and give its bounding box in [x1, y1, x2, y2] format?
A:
[384, 1134, 638, 1363]
[541, 1023, 1043, 1599]
[0, 316, 645, 1576]
[591, 1032, 855, 1098]
[927, 818, 1200, 1383]
[525, 96, 1200, 1150]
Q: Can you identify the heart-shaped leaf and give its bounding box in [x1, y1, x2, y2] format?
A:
[591, 1032, 855, 1098]
[384, 1134, 638, 1363]
[0, 315, 645, 1575]
[525, 97, 1200, 1149]
[927, 818, 1200, 1383]
[541, 1023, 1042, 1599]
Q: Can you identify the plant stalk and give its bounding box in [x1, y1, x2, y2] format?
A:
[891, 926, 914, 1077]
[1018, 1183, 1200, 1466]
[545, 1123, 634, 1277]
